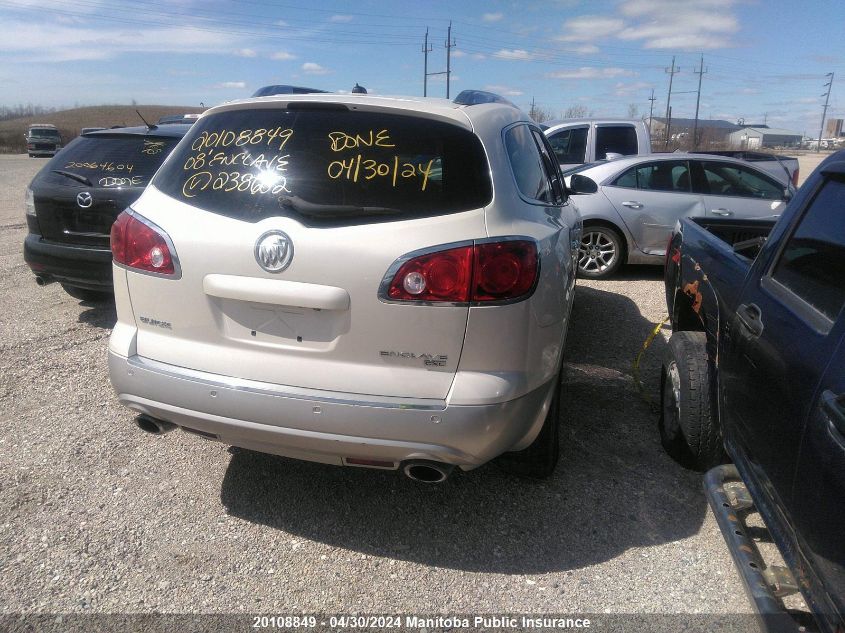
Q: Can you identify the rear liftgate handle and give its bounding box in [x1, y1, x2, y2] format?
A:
[736, 303, 764, 337]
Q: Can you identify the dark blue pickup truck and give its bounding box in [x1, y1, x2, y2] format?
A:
[662, 150, 844, 633]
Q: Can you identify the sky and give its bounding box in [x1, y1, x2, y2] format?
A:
[0, 0, 841, 137]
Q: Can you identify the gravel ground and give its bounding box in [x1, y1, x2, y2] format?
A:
[0, 152, 826, 622]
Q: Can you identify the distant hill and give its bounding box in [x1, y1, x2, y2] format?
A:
[0, 105, 205, 154]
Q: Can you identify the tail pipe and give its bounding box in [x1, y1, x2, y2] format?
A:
[35, 275, 55, 287]
[135, 414, 177, 435]
[402, 460, 455, 484]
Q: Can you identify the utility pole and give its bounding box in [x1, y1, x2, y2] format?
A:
[422, 28, 432, 97]
[647, 89, 656, 139]
[530, 96, 536, 120]
[445, 21, 456, 99]
[664, 56, 679, 149]
[817, 72, 834, 152]
[692, 54, 707, 149]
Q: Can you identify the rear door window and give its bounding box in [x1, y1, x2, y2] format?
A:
[770, 176, 845, 322]
[505, 124, 552, 203]
[42, 135, 181, 188]
[595, 125, 638, 159]
[547, 127, 588, 164]
[695, 160, 783, 200]
[152, 108, 492, 223]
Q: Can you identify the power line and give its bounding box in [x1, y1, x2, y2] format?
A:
[664, 56, 679, 149]
[692, 54, 708, 148]
[818, 72, 834, 152]
[445, 21, 456, 99]
[422, 28, 433, 97]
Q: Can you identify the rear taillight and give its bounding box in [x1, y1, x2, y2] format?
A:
[383, 239, 538, 304]
[110, 210, 178, 276]
[791, 169, 799, 188]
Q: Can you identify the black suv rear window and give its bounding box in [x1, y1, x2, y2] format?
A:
[152, 107, 492, 223]
[42, 135, 181, 188]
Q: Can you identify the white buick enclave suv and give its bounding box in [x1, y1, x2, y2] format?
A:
[107, 93, 581, 481]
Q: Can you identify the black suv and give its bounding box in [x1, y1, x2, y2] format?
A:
[23, 125, 190, 300]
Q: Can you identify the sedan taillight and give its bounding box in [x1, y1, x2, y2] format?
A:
[110, 210, 177, 276]
[384, 239, 538, 304]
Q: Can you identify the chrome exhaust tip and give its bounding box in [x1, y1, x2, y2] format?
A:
[402, 461, 454, 484]
[135, 414, 177, 435]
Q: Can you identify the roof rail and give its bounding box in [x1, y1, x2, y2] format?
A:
[453, 90, 517, 108]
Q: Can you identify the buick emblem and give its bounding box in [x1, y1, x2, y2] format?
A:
[254, 230, 294, 273]
[76, 191, 93, 208]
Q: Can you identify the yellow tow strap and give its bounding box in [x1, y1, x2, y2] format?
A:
[632, 316, 670, 411]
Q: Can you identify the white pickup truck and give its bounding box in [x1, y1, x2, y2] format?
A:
[542, 118, 650, 171]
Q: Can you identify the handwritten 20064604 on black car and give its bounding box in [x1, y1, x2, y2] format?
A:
[662, 149, 845, 633]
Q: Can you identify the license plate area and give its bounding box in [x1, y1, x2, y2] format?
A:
[214, 298, 351, 350]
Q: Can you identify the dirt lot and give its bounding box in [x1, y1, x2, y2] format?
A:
[0, 152, 825, 623]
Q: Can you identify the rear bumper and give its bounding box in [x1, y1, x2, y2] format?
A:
[108, 352, 554, 470]
[703, 465, 810, 633]
[23, 233, 113, 289]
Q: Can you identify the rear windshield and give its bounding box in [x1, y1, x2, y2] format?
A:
[152, 107, 493, 223]
[41, 135, 181, 188]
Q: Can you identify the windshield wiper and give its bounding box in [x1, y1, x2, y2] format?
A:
[52, 170, 93, 186]
[278, 195, 401, 218]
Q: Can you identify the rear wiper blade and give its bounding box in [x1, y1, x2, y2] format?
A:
[52, 170, 93, 186]
[278, 195, 401, 218]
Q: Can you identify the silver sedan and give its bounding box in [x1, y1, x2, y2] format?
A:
[564, 153, 793, 278]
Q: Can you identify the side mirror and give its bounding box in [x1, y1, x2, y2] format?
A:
[568, 174, 598, 195]
[783, 187, 793, 202]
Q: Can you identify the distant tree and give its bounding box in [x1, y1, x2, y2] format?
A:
[563, 105, 589, 118]
[627, 103, 639, 118]
[529, 103, 555, 123]
[131, 98, 137, 106]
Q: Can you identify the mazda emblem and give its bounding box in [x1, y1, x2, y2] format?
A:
[254, 230, 294, 273]
[76, 191, 93, 208]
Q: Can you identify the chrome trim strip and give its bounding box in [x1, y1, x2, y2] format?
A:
[62, 230, 110, 238]
[126, 355, 446, 411]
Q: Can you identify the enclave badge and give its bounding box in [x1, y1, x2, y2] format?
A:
[254, 230, 294, 273]
[76, 191, 93, 208]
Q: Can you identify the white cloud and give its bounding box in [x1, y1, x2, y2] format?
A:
[558, 15, 625, 42]
[614, 81, 652, 96]
[271, 51, 297, 61]
[472, 53, 487, 60]
[215, 81, 246, 89]
[484, 84, 524, 96]
[329, 14, 353, 23]
[275, 20, 289, 27]
[616, 0, 739, 49]
[564, 44, 600, 54]
[547, 67, 635, 80]
[302, 62, 329, 75]
[482, 12, 504, 22]
[494, 49, 534, 61]
[233, 48, 257, 58]
[451, 50, 467, 58]
[0, 19, 244, 62]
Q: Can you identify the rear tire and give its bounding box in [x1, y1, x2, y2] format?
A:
[496, 376, 561, 478]
[659, 331, 723, 471]
[577, 225, 625, 279]
[61, 284, 111, 302]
